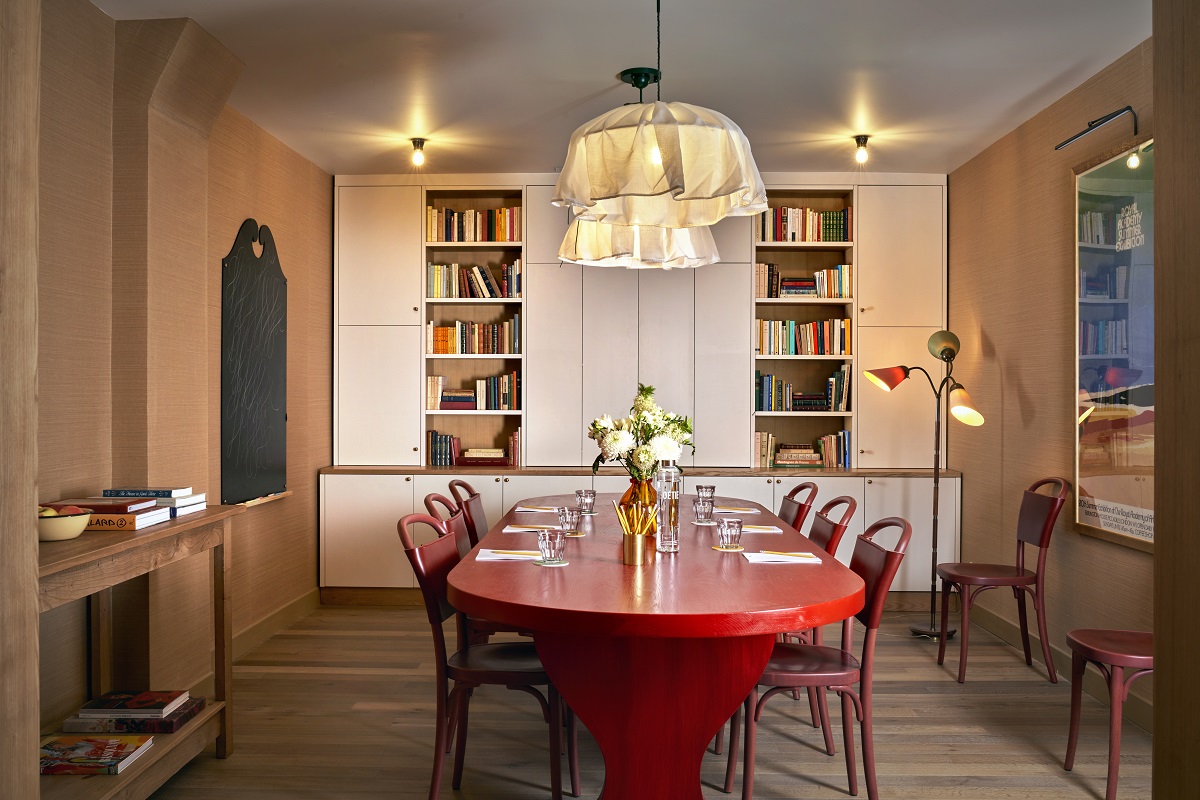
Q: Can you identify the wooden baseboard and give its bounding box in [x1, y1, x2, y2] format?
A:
[971, 605, 1152, 732]
[319, 587, 424, 606]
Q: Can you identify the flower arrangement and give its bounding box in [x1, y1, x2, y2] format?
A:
[587, 384, 695, 481]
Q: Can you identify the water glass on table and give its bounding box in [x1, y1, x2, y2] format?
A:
[576, 489, 597, 515]
[558, 506, 583, 537]
[696, 484, 716, 501]
[716, 518, 743, 551]
[537, 529, 567, 565]
[693, 497, 715, 525]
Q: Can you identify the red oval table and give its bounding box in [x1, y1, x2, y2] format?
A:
[446, 493, 865, 799]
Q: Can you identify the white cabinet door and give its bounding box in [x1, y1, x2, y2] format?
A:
[582, 268, 639, 456]
[336, 185, 422, 326]
[710, 216, 753, 264]
[856, 185, 944, 328]
[639, 268, 696, 466]
[526, 262, 584, 466]
[525, 185, 570, 264]
[855, 326, 945, 468]
[321, 474, 416, 587]
[337, 325, 422, 466]
[863, 475, 958, 592]
[694, 262, 753, 467]
[772, 475, 866, 565]
[502, 474, 593, 516]
[683, 475, 775, 511]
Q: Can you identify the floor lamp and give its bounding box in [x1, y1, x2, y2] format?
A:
[864, 330, 984, 639]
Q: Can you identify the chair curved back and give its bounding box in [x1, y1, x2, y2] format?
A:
[808, 496, 857, 556]
[777, 482, 818, 531]
[424, 492, 472, 558]
[449, 479, 488, 547]
[849, 516, 912, 631]
[1015, 477, 1071, 574]
[397, 513, 463, 666]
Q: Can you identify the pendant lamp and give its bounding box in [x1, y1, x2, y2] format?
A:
[558, 216, 719, 270]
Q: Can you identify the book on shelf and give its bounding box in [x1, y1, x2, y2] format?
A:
[463, 448, 505, 457]
[155, 492, 206, 508]
[167, 502, 208, 519]
[46, 497, 157, 514]
[62, 697, 206, 734]
[78, 690, 190, 719]
[103, 486, 192, 498]
[426, 429, 462, 467]
[454, 456, 511, 467]
[84, 506, 172, 531]
[40, 734, 154, 775]
[426, 205, 522, 243]
[426, 375, 447, 410]
[755, 206, 851, 243]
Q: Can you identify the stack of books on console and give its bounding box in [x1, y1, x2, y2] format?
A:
[61, 690, 205, 734]
[455, 448, 510, 467]
[101, 486, 207, 519]
[47, 495, 170, 531]
[773, 443, 823, 468]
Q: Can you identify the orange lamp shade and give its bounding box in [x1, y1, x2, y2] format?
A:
[949, 383, 985, 426]
[863, 366, 909, 392]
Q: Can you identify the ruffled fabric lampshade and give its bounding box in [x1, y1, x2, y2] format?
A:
[552, 101, 767, 229]
[558, 217, 719, 269]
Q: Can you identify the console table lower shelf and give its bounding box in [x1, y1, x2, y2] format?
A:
[37, 506, 244, 800]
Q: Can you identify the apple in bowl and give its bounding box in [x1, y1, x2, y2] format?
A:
[37, 505, 92, 541]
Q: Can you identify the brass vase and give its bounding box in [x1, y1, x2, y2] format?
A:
[622, 533, 647, 565]
[618, 478, 658, 534]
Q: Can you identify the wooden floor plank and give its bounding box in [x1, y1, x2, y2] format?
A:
[150, 608, 1151, 799]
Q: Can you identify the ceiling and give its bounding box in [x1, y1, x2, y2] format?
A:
[91, 0, 1151, 177]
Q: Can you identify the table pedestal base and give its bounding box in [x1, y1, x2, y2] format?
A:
[534, 631, 774, 799]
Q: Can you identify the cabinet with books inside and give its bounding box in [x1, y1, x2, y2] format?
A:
[424, 186, 525, 468]
[753, 187, 855, 470]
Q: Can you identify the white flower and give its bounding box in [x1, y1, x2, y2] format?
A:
[632, 393, 660, 416]
[648, 434, 683, 462]
[631, 445, 657, 473]
[600, 429, 635, 460]
[587, 414, 615, 440]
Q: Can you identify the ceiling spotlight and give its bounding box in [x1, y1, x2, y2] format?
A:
[1126, 150, 1140, 169]
[411, 138, 426, 166]
[854, 135, 869, 164]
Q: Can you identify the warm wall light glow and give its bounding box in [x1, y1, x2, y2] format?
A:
[411, 138, 426, 166]
[1126, 151, 1140, 169]
[949, 383, 985, 426]
[864, 366, 909, 392]
[854, 134, 869, 164]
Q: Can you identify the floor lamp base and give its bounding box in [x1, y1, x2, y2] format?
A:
[909, 625, 956, 640]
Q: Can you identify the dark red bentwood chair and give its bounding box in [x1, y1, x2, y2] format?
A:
[937, 477, 1071, 683]
[777, 481, 818, 532]
[448, 479, 488, 548]
[724, 517, 912, 800]
[1063, 628, 1154, 800]
[397, 513, 579, 800]
[423, 493, 472, 558]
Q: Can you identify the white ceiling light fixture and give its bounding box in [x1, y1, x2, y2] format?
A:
[552, 0, 766, 268]
[854, 135, 870, 164]
[411, 138, 425, 166]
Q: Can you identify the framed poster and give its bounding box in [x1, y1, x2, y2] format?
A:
[1074, 140, 1153, 551]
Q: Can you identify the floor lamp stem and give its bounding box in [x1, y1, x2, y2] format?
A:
[911, 382, 956, 640]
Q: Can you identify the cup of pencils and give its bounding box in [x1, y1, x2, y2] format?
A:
[615, 501, 654, 565]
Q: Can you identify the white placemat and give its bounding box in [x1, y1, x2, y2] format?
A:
[741, 551, 821, 564]
[476, 548, 541, 561]
[713, 505, 761, 514]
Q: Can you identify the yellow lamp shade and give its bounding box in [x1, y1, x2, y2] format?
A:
[949, 383, 984, 426]
[863, 366, 909, 392]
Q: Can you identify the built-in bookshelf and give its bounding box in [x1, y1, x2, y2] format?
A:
[752, 188, 855, 469]
[423, 187, 525, 467]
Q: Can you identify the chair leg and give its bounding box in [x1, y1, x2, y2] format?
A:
[566, 705, 580, 798]
[451, 687, 471, 789]
[429, 688, 454, 800]
[723, 703, 741, 793]
[956, 585, 973, 683]
[841, 690, 859, 797]
[547, 688, 563, 800]
[1033, 588, 1058, 683]
[937, 580, 952, 666]
[713, 716, 725, 755]
[1064, 650, 1085, 771]
[859, 688, 877, 800]
[816, 687, 835, 756]
[741, 691, 757, 800]
[1106, 665, 1125, 800]
[1014, 587, 1033, 666]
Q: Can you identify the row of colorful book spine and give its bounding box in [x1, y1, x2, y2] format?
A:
[426, 205, 521, 243]
[755, 206, 852, 243]
[1078, 265, 1129, 300]
[427, 260, 522, 298]
[426, 315, 520, 355]
[755, 366, 851, 412]
[755, 318, 851, 356]
[755, 262, 852, 299]
[1079, 318, 1128, 356]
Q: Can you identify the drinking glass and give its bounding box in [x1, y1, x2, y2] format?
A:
[576, 489, 597, 515]
[696, 484, 716, 501]
[558, 506, 583, 537]
[693, 497, 715, 525]
[537, 529, 566, 564]
[717, 518, 744, 550]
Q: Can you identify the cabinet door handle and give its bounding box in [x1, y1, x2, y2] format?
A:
[413, 447, 418, 451]
[867, 479, 873, 484]
[775, 479, 781, 484]
[412, 306, 418, 312]
[766, 479, 772, 485]
[859, 449, 865, 454]
[405, 476, 411, 482]
[495, 477, 502, 483]
[503, 477, 510, 483]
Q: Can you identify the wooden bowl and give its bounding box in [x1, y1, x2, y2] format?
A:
[37, 509, 92, 542]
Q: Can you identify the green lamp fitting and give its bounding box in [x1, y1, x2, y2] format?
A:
[927, 330, 961, 362]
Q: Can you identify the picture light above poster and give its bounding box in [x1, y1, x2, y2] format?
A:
[221, 218, 287, 505]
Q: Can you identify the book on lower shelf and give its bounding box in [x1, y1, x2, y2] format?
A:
[40, 734, 154, 775]
[77, 690, 190, 719]
[154, 492, 206, 508]
[84, 507, 172, 531]
[62, 697, 207, 734]
[102, 486, 192, 498]
[167, 502, 208, 519]
[46, 497, 158, 514]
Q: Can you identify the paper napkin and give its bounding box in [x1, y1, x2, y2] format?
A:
[501, 524, 562, 533]
[740, 524, 783, 533]
[741, 551, 822, 564]
[476, 548, 541, 561]
[514, 505, 560, 513]
[713, 506, 761, 514]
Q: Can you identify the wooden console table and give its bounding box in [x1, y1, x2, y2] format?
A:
[37, 505, 244, 800]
